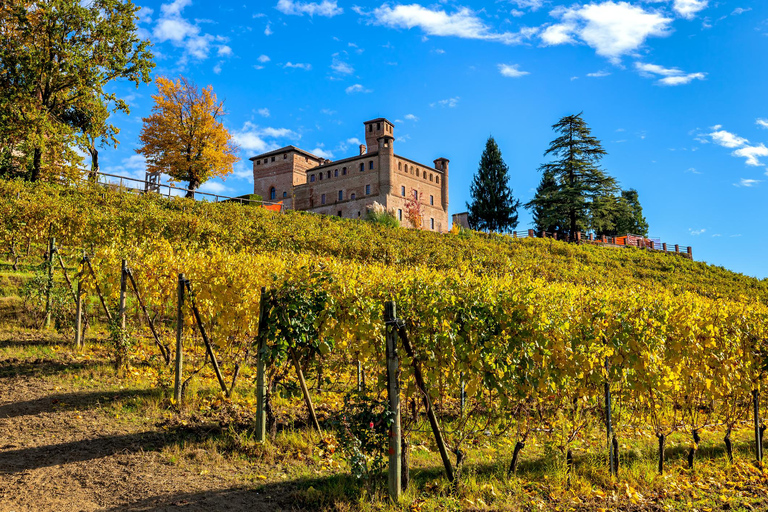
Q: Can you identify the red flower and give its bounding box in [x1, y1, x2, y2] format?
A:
[369, 421, 374, 429]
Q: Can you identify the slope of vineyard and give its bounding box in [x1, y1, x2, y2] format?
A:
[1, 179, 765, 304]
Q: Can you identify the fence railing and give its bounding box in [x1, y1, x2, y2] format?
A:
[69, 171, 284, 210]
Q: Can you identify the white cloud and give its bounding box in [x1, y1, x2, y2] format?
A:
[709, 127, 748, 148]
[673, 0, 708, 19]
[404, 114, 419, 121]
[257, 55, 271, 64]
[217, 45, 232, 57]
[432, 96, 460, 108]
[331, 56, 354, 74]
[154, 17, 198, 43]
[541, 2, 673, 62]
[198, 181, 233, 194]
[509, 0, 544, 10]
[689, 228, 706, 236]
[232, 122, 299, 153]
[732, 7, 751, 15]
[498, 63, 530, 77]
[265, 23, 273, 36]
[360, 4, 538, 45]
[757, 118, 768, 129]
[160, 0, 192, 17]
[284, 62, 312, 70]
[587, 70, 611, 77]
[733, 144, 768, 167]
[734, 178, 761, 187]
[212, 62, 222, 74]
[310, 147, 335, 159]
[345, 83, 372, 94]
[347, 137, 362, 145]
[258, 108, 270, 117]
[275, 0, 342, 17]
[635, 62, 706, 86]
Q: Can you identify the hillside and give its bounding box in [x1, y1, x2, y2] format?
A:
[1, 179, 765, 304]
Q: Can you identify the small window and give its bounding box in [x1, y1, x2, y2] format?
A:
[430, 195, 434, 206]
[342, 167, 347, 175]
[269, 187, 276, 200]
[319, 173, 323, 181]
[413, 190, 418, 199]
[365, 184, 371, 195]
[377, 122, 381, 130]
[338, 211, 342, 217]
[398, 209, 402, 221]
[256, 160, 260, 165]
[283, 154, 287, 159]
[369, 124, 373, 132]
[431, 218, 435, 230]
[283, 191, 287, 198]
[398, 162, 402, 171]
[436, 176, 440, 184]
[271, 156, 275, 162]
[360, 163, 364, 172]
[351, 193, 356, 200]
[334, 169, 338, 177]
[416, 169, 419, 177]
[305, 157, 308, 162]
[321, 193, 326, 205]
[310, 175, 316, 182]
[358, 211, 361, 217]
[338, 190, 343, 201]
[327, 171, 331, 179]
[401, 186, 406, 196]
[430, 174, 433, 182]
[369, 161, 374, 170]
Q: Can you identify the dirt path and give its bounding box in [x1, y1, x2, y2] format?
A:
[0, 361, 298, 511]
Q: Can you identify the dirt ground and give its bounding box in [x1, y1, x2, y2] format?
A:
[0, 357, 301, 511]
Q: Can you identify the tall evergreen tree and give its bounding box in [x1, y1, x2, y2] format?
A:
[466, 136, 521, 232]
[526, 113, 618, 237]
[614, 189, 649, 236]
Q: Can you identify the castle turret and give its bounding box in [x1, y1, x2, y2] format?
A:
[364, 118, 394, 153]
[434, 158, 449, 211]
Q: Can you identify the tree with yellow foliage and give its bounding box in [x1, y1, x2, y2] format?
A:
[137, 76, 239, 197]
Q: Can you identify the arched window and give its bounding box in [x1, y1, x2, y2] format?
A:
[429, 174, 433, 182]
[435, 176, 440, 184]
[283, 191, 287, 198]
[351, 193, 356, 200]
[270, 187, 276, 200]
[415, 168, 419, 177]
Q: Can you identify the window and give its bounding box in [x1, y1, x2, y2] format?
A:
[269, 187, 276, 200]
[369, 124, 373, 132]
[342, 167, 347, 175]
[377, 122, 381, 130]
[283, 191, 287, 198]
[283, 154, 287, 159]
[321, 193, 326, 205]
[401, 186, 406, 196]
[430, 195, 434, 206]
[271, 156, 275, 162]
[369, 161, 374, 170]
[436, 176, 440, 184]
[431, 218, 435, 230]
[338, 211, 342, 217]
[334, 169, 338, 177]
[338, 190, 343, 201]
[398, 209, 403, 221]
[413, 190, 418, 199]
[310, 175, 315, 182]
[327, 171, 331, 179]
[398, 162, 402, 171]
[416, 169, 419, 177]
[351, 193, 356, 200]
[256, 160, 260, 165]
[319, 173, 323, 180]
[430, 174, 433, 182]
[365, 184, 371, 195]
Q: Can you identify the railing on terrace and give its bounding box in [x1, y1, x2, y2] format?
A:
[57, 171, 285, 210]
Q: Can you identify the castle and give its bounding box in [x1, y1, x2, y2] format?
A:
[250, 117, 450, 232]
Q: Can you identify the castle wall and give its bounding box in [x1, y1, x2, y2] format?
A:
[252, 149, 322, 205]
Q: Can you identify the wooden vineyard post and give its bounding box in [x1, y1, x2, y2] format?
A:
[290, 348, 321, 432]
[604, 357, 616, 477]
[126, 268, 171, 364]
[119, 259, 127, 331]
[754, 389, 763, 465]
[74, 254, 84, 349]
[43, 237, 55, 329]
[255, 287, 268, 442]
[384, 301, 402, 502]
[173, 273, 185, 405]
[397, 324, 455, 483]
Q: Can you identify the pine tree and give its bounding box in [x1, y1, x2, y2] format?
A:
[527, 113, 618, 237]
[614, 189, 649, 236]
[530, 170, 565, 234]
[466, 136, 521, 233]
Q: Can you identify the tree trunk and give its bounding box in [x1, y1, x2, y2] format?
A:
[612, 435, 619, 476]
[89, 146, 99, 181]
[31, 146, 42, 182]
[725, 427, 733, 463]
[687, 430, 700, 469]
[507, 441, 525, 477]
[186, 179, 198, 199]
[657, 434, 666, 475]
[401, 435, 410, 491]
[566, 449, 574, 489]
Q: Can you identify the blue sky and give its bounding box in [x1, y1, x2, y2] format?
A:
[101, 0, 768, 279]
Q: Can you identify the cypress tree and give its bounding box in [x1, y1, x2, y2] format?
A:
[527, 113, 618, 237]
[466, 136, 521, 233]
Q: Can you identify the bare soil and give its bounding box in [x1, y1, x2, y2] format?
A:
[0, 355, 301, 511]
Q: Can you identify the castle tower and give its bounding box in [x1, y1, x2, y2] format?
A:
[434, 158, 449, 211]
[364, 118, 394, 153]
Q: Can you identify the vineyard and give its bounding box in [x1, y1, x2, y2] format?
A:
[1, 178, 767, 511]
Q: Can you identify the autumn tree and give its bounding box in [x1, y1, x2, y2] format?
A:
[0, 0, 154, 181]
[137, 76, 239, 197]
